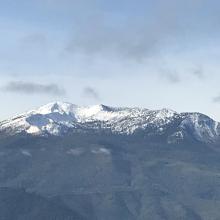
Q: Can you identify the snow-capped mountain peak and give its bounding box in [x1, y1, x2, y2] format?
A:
[0, 102, 219, 143]
[33, 101, 77, 115]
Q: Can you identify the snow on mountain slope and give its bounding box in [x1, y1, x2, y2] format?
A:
[180, 113, 220, 142]
[0, 102, 219, 143]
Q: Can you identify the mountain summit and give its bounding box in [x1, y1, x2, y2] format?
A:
[0, 101, 219, 143]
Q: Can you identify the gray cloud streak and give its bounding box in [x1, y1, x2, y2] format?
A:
[158, 67, 181, 84]
[165, 73, 180, 84]
[192, 66, 205, 79]
[2, 81, 66, 96]
[213, 95, 220, 103]
[66, 20, 172, 61]
[82, 87, 100, 100]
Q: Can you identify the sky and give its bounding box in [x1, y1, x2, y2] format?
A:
[1, 0, 220, 121]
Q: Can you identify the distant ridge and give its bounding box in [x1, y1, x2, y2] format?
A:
[0, 101, 219, 143]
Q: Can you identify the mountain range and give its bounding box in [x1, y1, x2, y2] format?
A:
[0, 102, 220, 220]
[1, 101, 219, 143]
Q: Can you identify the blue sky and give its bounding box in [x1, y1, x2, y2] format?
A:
[1, 0, 220, 121]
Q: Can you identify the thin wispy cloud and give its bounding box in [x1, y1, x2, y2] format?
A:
[82, 87, 100, 100]
[21, 33, 47, 46]
[213, 95, 220, 103]
[2, 81, 66, 96]
[158, 68, 181, 84]
[192, 67, 204, 79]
